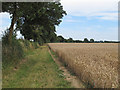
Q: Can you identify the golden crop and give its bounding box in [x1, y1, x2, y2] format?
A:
[48, 43, 119, 88]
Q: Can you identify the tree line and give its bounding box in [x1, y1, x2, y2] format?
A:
[56, 35, 119, 43]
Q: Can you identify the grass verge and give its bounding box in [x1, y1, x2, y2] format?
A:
[2, 46, 72, 88]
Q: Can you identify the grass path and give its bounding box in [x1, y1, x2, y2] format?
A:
[3, 46, 72, 88]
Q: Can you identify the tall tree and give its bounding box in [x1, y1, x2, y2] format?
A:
[2, 2, 25, 42]
[2, 2, 66, 44]
[84, 38, 89, 43]
[57, 36, 65, 42]
[16, 2, 66, 44]
[2, 2, 16, 42]
[90, 39, 94, 43]
[67, 38, 73, 42]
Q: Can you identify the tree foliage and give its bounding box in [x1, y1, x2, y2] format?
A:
[2, 2, 67, 44]
[17, 2, 66, 43]
[2, 2, 24, 42]
[57, 35, 65, 42]
[67, 38, 73, 42]
[90, 39, 94, 43]
[84, 38, 89, 43]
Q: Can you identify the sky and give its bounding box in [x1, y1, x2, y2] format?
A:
[0, 0, 119, 41]
[57, 0, 119, 41]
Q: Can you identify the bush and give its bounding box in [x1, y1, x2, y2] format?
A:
[2, 30, 24, 68]
[23, 40, 30, 49]
[33, 42, 39, 49]
[2, 29, 40, 69]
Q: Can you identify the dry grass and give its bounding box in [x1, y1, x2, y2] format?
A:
[48, 43, 119, 88]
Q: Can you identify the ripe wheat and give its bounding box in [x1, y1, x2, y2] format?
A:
[48, 43, 119, 88]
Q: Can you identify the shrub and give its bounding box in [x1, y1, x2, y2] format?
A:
[2, 30, 24, 68]
[23, 40, 30, 49]
[2, 29, 40, 69]
[33, 42, 39, 49]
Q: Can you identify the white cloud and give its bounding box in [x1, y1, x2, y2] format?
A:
[0, 12, 11, 38]
[64, 19, 85, 23]
[61, 0, 119, 20]
[97, 16, 117, 20]
[0, 12, 10, 28]
[16, 31, 24, 39]
[0, 12, 10, 19]
[91, 12, 118, 20]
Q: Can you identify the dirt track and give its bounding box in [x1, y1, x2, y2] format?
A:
[48, 47, 85, 88]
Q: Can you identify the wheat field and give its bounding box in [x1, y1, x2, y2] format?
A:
[48, 43, 119, 88]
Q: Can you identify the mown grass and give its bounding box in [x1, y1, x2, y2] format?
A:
[3, 46, 71, 88]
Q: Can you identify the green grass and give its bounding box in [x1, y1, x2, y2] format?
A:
[3, 46, 72, 88]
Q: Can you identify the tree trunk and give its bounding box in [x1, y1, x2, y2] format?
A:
[8, 3, 16, 43]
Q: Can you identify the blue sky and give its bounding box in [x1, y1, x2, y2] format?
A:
[0, 0, 119, 41]
[56, 14, 118, 41]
